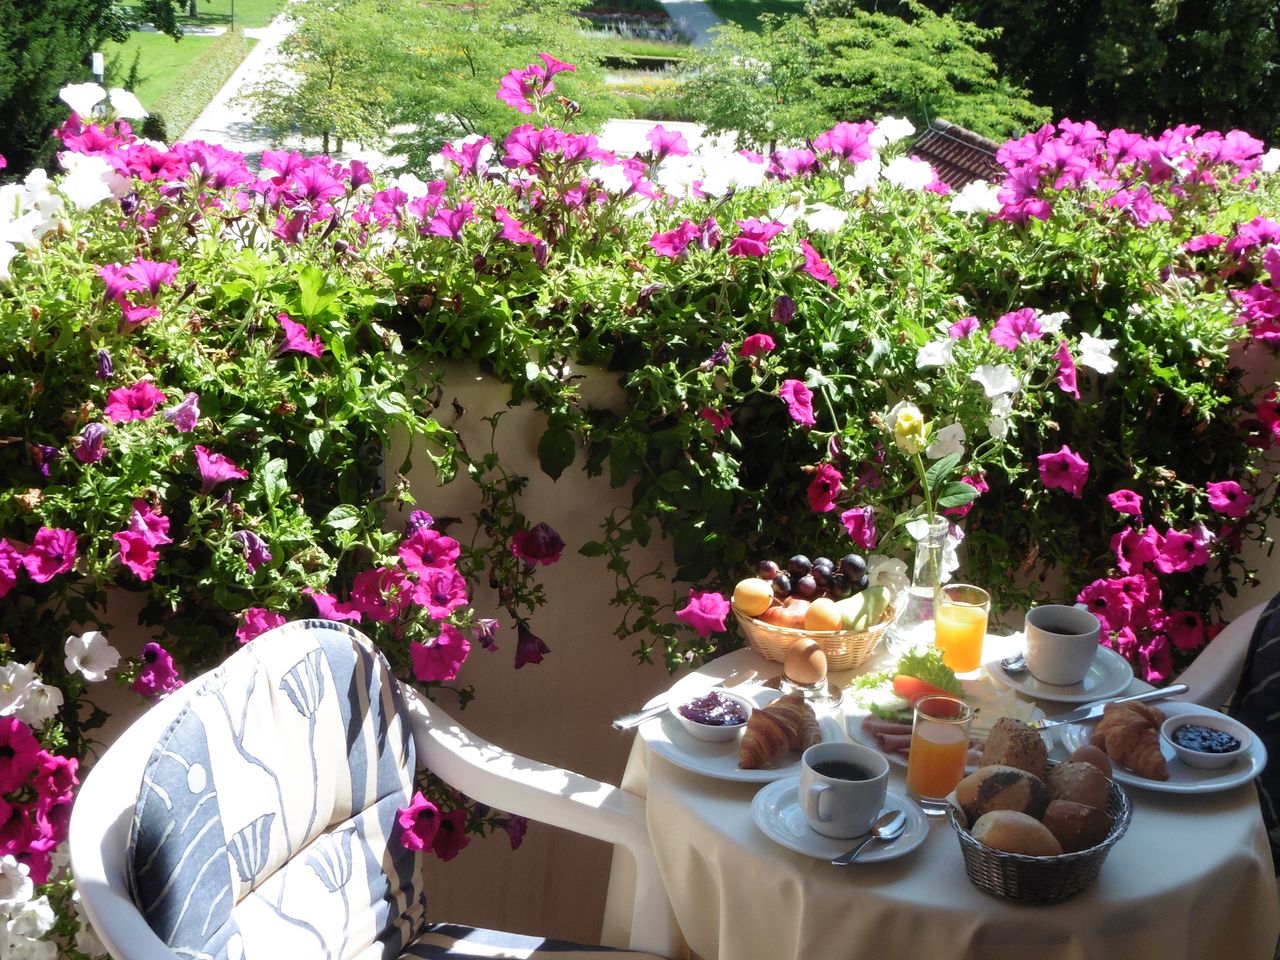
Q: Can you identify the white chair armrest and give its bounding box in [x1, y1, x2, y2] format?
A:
[1176, 600, 1267, 708]
[399, 683, 677, 958]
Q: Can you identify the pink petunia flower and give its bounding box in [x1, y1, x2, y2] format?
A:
[229, 530, 272, 571]
[510, 522, 564, 566]
[989, 307, 1044, 350]
[1110, 524, 1160, 574]
[104, 381, 166, 422]
[698, 406, 732, 434]
[727, 218, 785, 258]
[0, 539, 21, 598]
[806, 464, 843, 513]
[647, 124, 689, 159]
[73, 422, 109, 464]
[432, 806, 471, 862]
[1205, 480, 1253, 518]
[675, 588, 730, 637]
[650, 220, 700, 258]
[114, 530, 160, 581]
[1054, 340, 1079, 399]
[1154, 528, 1210, 573]
[236, 607, 287, 644]
[409, 625, 471, 683]
[411, 567, 469, 620]
[1077, 577, 1132, 634]
[1107, 489, 1143, 515]
[194, 445, 248, 495]
[349, 567, 412, 622]
[278, 313, 326, 357]
[131, 642, 183, 700]
[779, 380, 816, 428]
[739, 333, 776, 357]
[840, 506, 877, 550]
[398, 791, 440, 851]
[22, 527, 78, 583]
[798, 238, 838, 288]
[1166, 610, 1206, 651]
[0, 718, 41, 793]
[399, 528, 461, 575]
[1139, 634, 1173, 685]
[1037, 444, 1089, 497]
[812, 121, 874, 163]
[948, 316, 978, 339]
[501, 815, 528, 850]
[303, 588, 362, 622]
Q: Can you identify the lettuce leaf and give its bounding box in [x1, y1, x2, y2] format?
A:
[894, 647, 963, 697]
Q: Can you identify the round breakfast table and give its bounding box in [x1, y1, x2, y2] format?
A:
[603, 640, 1280, 960]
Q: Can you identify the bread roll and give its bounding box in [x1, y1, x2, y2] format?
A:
[971, 810, 1063, 857]
[955, 764, 1050, 823]
[1068, 743, 1113, 778]
[1046, 761, 1110, 810]
[980, 717, 1050, 778]
[1041, 799, 1112, 853]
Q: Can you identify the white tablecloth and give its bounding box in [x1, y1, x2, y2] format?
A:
[609, 645, 1280, 960]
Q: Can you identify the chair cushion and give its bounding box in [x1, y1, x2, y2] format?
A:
[402, 923, 665, 959]
[127, 619, 428, 958]
[1229, 592, 1280, 875]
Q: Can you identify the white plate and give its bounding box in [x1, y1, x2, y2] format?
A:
[1059, 700, 1268, 794]
[986, 644, 1134, 703]
[641, 687, 846, 783]
[752, 781, 928, 862]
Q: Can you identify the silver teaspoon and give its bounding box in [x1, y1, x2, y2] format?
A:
[999, 653, 1028, 675]
[831, 809, 907, 866]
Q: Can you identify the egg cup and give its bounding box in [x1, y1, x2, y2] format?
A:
[777, 673, 843, 707]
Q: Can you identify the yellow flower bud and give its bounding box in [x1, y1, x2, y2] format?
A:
[889, 401, 927, 455]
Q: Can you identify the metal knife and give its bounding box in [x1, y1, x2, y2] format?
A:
[611, 669, 758, 731]
[1027, 683, 1188, 730]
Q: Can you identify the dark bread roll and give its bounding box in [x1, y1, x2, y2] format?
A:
[1046, 761, 1110, 810]
[1041, 799, 1112, 853]
[980, 717, 1049, 778]
[955, 764, 1050, 823]
[971, 810, 1063, 856]
[1068, 743, 1113, 778]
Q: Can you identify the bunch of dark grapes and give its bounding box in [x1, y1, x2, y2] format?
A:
[755, 554, 870, 601]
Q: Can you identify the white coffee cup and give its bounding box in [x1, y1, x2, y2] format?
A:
[1024, 603, 1102, 686]
[799, 741, 889, 839]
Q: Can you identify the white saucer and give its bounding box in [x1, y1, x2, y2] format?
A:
[986, 643, 1133, 703]
[752, 781, 928, 862]
[1059, 700, 1268, 794]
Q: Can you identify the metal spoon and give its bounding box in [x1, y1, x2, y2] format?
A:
[999, 653, 1028, 675]
[830, 809, 907, 866]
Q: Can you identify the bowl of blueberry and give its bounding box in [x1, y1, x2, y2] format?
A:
[671, 689, 755, 742]
[1160, 713, 1252, 770]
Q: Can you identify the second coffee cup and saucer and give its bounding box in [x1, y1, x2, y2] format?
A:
[986, 603, 1134, 704]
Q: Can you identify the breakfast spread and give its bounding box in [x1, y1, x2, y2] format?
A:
[678, 691, 750, 727]
[733, 554, 893, 633]
[739, 693, 822, 769]
[1091, 701, 1169, 780]
[1170, 722, 1241, 754]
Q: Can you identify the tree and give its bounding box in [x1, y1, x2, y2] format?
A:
[0, 0, 128, 175]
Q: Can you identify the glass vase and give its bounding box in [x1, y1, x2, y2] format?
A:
[890, 515, 950, 654]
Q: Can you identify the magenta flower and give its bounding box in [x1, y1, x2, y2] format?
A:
[22, 527, 78, 583]
[647, 124, 689, 159]
[698, 406, 732, 434]
[813, 121, 874, 163]
[501, 815, 528, 850]
[441, 136, 492, 177]
[1206, 480, 1253, 518]
[1037, 444, 1089, 497]
[278, 313, 326, 357]
[97, 263, 136, 302]
[105, 381, 166, 422]
[73, 422, 109, 464]
[727, 218, 785, 258]
[412, 567, 469, 620]
[303, 588, 362, 622]
[0, 718, 41, 793]
[990, 307, 1044, 350]
[511, 522, 564, 566]
[650, 220, 700, 259]
[398, 791, 440, 851]
[515, 622, 550, 668]
[349, 567, 412, 622]
[496, 56, 571, 114]
[1111, 524, 1160, 574]
[739, 333, 776, 357]
[131, 642, 183, 700]
[194, 444, 248, 495]
[675, 588, 730, 637]
[399, 528, 461, 575]
[1054, 340, 1079, 399]
[0, 539, 21, 598]
[494, 206, 544, 260]
[426, 202, 476, 242]
[125, 258, 179, 297]
[840, 506, 877, 550]
[1107, 489, 1143, 515]
[1077, 577, 1132, 633]
[432, 806, 471, 862]
[1183, 233, 1226, 253]
[119, 300, 160, 329]
[163, 392, 200, 432]
[768, 148, 819, 180]
[806, 463, 843, 513]
[230, 530, 272, 571]
[1166, 610, 1206, 651]
[126, 501, 171, 548]
[798, 238, 838, 288]
[1139, 635, 1173, 685]
[472, 617, 500, 652]
[1154, 528, 1210, 573]
[948, 316, 978, 339]
[114, 530, 160, 581]
[943, 473, 989, 519]
[410, 625, 471, 683]
[779, 380, 816, 428]
[236, 607, 287, 644]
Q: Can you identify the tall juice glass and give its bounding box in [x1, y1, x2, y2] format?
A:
[905, 694, 972, 815]
[935, 584, 990, 674]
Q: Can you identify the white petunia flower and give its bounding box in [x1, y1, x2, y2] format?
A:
[989, 392, 1015, 418]
[589, 162, 630, 195]
[0, 662, 35, 716]
[926, 422, 966, 460]
[700, 152, 768, 196]
[107, 87, 147, 119]
[987, 415, 1009, 440]
[0, 243, 16, 284]
[1038, 311, 1069, 335]
[16, 681, 63, 728]
[871, 116, 915, 147]
[801, 202, 849, 234]
[948, 179, 1001, 215]
[768, 197, 804, 227]
[8, 896, 55, 938]
[64, 630, 120, 682]
[915, 338, 955, 370]
[843, 155, 881, 194]
[390, 172, 431, 198]
[0, 856, 32, 910]
[59, 82, 106, 118]
[1262, 148, 1280, 174]
[882, 156, 934, 191]
[971, 363, 1021, 398]
[867, 555, 909, 598]
[656, 156, 700, 196]
[57, 152, 129, 210]
[1078, 332, 1119, 374]
[5, 933, 56, 960]
[72, 890, 106, 956]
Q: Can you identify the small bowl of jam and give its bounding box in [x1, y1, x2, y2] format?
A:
[1160, 713, 1253, 770]
[671, 689, 754, 742]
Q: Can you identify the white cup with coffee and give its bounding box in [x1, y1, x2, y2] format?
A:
[1024, 603, 1102, 686]
[799, 741, 889, 838]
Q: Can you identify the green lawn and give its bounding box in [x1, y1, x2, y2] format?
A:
[703, 0, 806, 31]
[120, 0, 287, 29]
[103, 33, 221, 109]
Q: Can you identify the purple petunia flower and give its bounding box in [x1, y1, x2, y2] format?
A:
[510, 522, 564, 567]
[675, 588, 730, 637]
[514, 622, 550, 668]
[194, 444, 248, 495]
[230, 530, 272, 571]
[1037, 444, 1089, 497]
[22, 527, 78, 583]
[96, 348, 113, 379]
[779, 380, 816, 428]
[772, 295, 796, 325]
[163, 392, 200, 433]
[410, 624, 470, 683]
[131, 642, 183, 700]
[405, 510, 434, 534]
[472, 617, 500, 652]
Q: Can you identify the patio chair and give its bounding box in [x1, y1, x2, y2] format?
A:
[1175, 598, 1270, 708]
[69, 619, 676, 959]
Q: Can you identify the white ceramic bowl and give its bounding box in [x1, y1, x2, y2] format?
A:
[1160, 713, 1252, 770]
[669, 689, 754, 742]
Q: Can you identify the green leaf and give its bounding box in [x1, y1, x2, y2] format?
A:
[924, 452, 960, 491]
[262, 458, 289, 507]
[297, 264, 337, 320]
[323, 504, 362, 531]
[579, 540, 607, 557]
[937, 482, 979, 508]
[537, 425, 576, 480]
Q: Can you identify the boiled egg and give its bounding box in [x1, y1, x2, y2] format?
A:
[783, 637, 827, 686]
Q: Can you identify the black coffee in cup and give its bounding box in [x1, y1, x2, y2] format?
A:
[811, 760, 872, 781]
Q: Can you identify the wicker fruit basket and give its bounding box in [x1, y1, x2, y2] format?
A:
[947, 777, 1132, 904]
[733, 605, 894, 671]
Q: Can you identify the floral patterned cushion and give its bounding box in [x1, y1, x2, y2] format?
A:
[126, 619, 427, 959]
[1229, 592, 1280, 875]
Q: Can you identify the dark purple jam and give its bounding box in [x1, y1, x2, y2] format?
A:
[1173, 722, 1241, 754]
[678, 691, 748, 727]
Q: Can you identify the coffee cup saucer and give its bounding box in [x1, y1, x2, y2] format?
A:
[985, 643, 1133, 703]
[751, 781, 927, 862]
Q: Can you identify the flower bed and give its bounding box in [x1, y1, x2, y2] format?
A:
[1, 58, 1278, 952]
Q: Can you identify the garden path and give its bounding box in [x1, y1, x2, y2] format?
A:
[654, 0, 724, 46]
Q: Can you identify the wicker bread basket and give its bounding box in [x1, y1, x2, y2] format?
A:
[947, 775, 1132, 904]
[733, 604, 894, 671]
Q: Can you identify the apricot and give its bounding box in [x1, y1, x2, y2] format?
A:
[733, 577, 775, 617]
[758, 598, 809, 629]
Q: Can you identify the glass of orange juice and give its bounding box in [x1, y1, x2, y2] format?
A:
[905, 694, 972, 815]
[935, 584, 990, 675]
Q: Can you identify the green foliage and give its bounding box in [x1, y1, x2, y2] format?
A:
[150, 26, 249, 138]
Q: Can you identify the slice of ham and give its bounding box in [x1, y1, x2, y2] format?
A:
[861, 716, 913, 738]
[860, 715, 987, 764]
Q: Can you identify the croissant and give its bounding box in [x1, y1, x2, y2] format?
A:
[1090, 701, 1168, 780]
[738, 694, 821, 769]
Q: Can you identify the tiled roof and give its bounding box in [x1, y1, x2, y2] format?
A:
[911, 119, 1005, 189]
